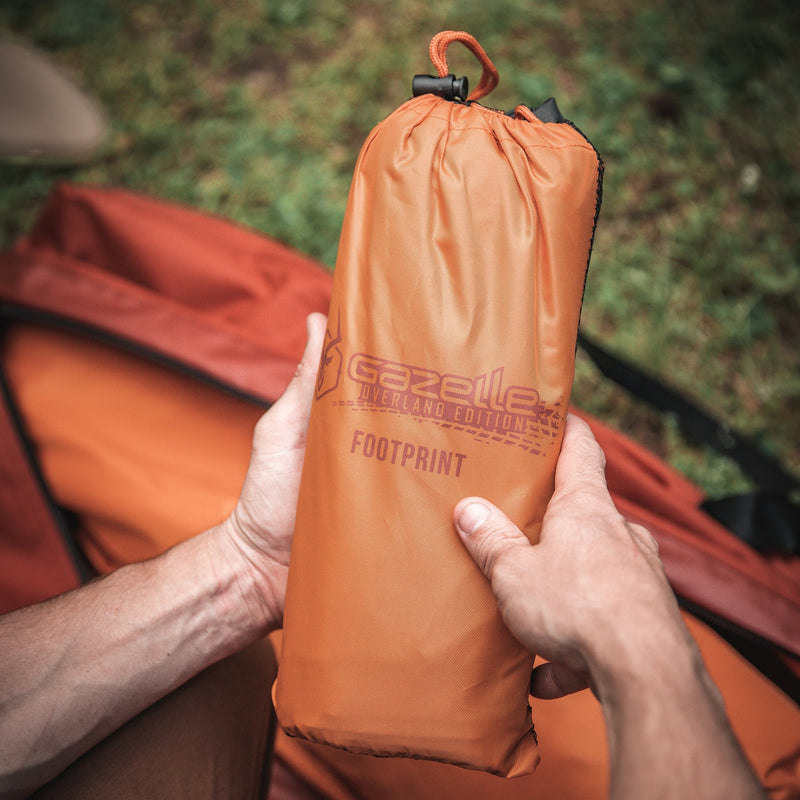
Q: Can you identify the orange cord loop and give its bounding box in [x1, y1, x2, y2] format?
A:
[513, 104, 538, 123]
[428, 31, 499, 102]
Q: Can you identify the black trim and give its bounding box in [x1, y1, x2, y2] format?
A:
[576, 327, 800, 694]
[702, 492, 800, 556]
[577, 328, 800, 556]
[0, 304, 271, 409]
[0, 306, 271, 587]
[568, 126, 604, 331]
[677, 596, 800, 707]
[0, 325, 95, 584]
[577, 328, 800, 496]
[530, 97, 565, 123]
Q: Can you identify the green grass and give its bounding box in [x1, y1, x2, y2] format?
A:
[2, 0, 798, 497]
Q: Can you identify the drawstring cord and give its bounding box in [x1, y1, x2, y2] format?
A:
[428, 31, 499, 102]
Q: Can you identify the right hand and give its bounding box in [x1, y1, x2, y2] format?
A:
[453, 414, 693, 701]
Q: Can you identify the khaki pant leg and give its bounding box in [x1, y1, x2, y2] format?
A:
[29, 638, 278, 800]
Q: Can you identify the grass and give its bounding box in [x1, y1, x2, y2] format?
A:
[1, 0, 798, 497]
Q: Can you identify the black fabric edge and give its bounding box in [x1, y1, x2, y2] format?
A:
[0, 319, 96, 585]
[678, 595, 800, 708]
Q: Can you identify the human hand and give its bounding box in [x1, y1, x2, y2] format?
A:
[453, 414, 692, 702]
[217, 312, 326, 631]
[454, 414, 766, 799]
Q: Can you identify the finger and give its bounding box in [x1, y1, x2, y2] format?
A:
[628, 521, 660, 556]
[554, 414, 609, 495]
[453, 498, 533, 582]
[530, 661, 590, 700]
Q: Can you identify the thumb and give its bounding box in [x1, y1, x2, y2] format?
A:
[285, 312, 328, 404]
[261, 312, 326, 437]
[453, 498, 533, 584]
[454, 498, 546, 658]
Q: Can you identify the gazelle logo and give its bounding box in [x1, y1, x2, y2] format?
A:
[346, 353, 559, 443]
[315, 313, 343, 400]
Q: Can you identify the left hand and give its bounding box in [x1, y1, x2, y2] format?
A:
[0, 313, 327, 799]
[219, 312, 326, 630]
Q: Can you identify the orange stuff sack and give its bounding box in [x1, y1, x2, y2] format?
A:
[274, 32, 603, 776]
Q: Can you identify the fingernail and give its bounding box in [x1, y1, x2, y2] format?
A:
[458, 502, 491, 536]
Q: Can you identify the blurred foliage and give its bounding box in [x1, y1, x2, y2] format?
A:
[1, 0, 798, 494]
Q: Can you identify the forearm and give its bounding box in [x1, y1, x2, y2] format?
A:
[455, 419, 767, 799]
[0, 523, 271, 799]
[596, 628, 766, 800]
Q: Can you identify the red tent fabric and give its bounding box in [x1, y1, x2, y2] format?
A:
[0, 185, 797, 796]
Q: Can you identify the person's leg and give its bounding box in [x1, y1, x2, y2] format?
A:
[29, 638, 277, 800]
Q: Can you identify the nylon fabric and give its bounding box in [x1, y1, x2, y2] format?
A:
[2, 323, 263, 573]
[272, 613, 800, 800]
[273, 83, 602, 775]
[3, 183, 332, 402]
[0, 372, 82, 612]
[1, 184, 798, 795]
[0, 182, 332, 606]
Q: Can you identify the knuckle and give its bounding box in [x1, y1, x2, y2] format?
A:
[629, 522, 660, 553]
[578, 434, 606, 472]
[546, 486, 616, 524]
[473, 525, 526, 578]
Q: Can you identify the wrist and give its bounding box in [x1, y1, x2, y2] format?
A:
[587, 605, 704, 705]
[592, 622, 765, 800]
[202, 518, 285, 641]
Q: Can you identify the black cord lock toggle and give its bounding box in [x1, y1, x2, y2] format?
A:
[412, 74, 469, 102]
